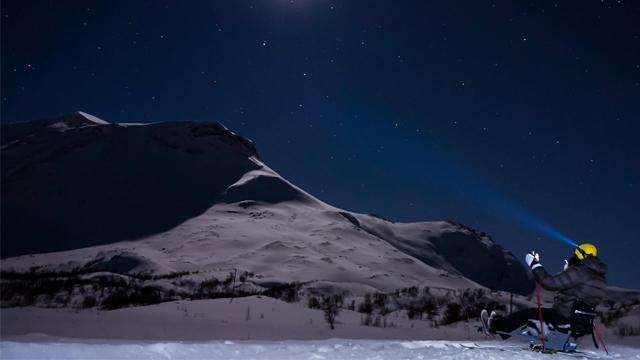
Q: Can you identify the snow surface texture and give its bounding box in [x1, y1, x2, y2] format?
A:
[1, 339, 636, 360]
[0, 112, 529, 294]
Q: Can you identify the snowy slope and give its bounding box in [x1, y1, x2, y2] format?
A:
[1, 112, 530, 294]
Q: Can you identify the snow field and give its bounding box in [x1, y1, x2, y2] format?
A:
[1, 339, 636, 360]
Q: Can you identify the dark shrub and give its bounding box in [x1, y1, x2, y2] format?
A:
[199, 277, 220, 290]
[82, 296, 97, 308]
[322, 294, 343, 330]
[442, 303, 462, 324]
[373, 292, 390, 315]
[280, 283, 300, 303]
[223, 272, 235, 287]
[357, 293, 373, 314]
[134, 286, 163, 305]
[308, 296, 321, 309]
[101, 289, 130, 310]
[100, 286, 163, 310]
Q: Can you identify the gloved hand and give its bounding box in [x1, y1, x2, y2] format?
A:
[563, 259, 569, 271]
[525, 251, 542, 270]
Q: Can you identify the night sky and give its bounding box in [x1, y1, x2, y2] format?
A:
[2, 1, 639, 288]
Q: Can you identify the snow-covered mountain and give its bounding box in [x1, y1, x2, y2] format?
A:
[0, 112, 531, 294]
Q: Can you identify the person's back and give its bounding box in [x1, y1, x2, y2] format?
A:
[531, 250, 607, 320]
[540, 255, 608, 318]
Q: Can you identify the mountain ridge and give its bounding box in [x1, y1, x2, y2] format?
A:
[1, 112, 532, 295]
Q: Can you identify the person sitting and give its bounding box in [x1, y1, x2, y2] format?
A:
[482, 243, 607, 339]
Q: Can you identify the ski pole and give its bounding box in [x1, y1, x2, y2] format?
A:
[534, 281, 545, 350]
[593, 322, 609, 355]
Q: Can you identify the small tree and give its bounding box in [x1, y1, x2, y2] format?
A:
[223, 272, 235, 287]
[423, 298, 438, 320]
[357, 293, 373, 314]
[82, 295, 97, 308]
[308, 296, 321, 309]
[321, 294, 343, 330]
[373, 292, 389, 315]
[442, 303, 462, 324]
[281, 282, 301, 303]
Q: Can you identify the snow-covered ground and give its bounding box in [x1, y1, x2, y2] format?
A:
[1, 339, 637, 360]
[2, 296, 638, 359]
[0, 296, 488, 341]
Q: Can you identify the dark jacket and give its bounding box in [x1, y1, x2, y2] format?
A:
[532, 256, 608, 319]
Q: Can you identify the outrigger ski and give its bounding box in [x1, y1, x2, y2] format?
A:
[479, 309, 491, 336]
[459, 342, 609, 359]
[530, 345, 610, 359]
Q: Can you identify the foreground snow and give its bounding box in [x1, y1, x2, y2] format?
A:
[1, 339, 636, 360]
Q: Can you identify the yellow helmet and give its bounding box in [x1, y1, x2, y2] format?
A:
[575, 243, 597, 260]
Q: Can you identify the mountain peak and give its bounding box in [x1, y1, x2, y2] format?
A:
[76, 111, 109, 125]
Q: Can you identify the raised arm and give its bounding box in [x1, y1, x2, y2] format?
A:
[532, 266, 584, 291]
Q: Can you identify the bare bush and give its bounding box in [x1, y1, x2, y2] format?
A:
[321, 294, 343, 330]
[615, 323, 640, 337]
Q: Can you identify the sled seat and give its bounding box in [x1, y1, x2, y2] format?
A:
[569, 300, 597, 338]
[507, 300, 599, 352]
[538, 300, 598, 352]
[545, 300, 597, 333]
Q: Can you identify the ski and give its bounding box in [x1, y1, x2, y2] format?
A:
[458, 343, 611, 359]
[529, 345, 610, 359]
